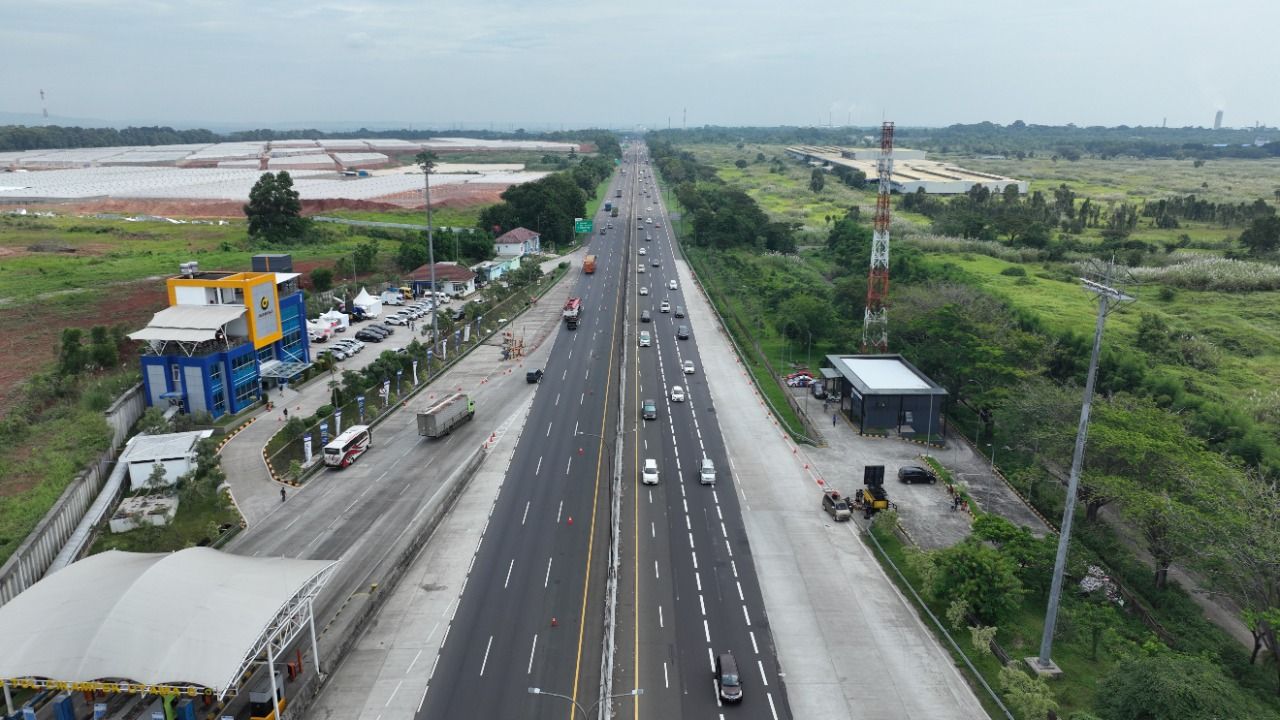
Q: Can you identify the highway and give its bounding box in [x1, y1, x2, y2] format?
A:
[613, 150, 791, 719]
[416, 162, 633, 718]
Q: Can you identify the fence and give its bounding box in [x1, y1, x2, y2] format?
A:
[0, 382, 147, 607]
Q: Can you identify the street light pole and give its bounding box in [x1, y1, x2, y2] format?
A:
[416, 151, 440, 353]
[527, 687, 643, 720]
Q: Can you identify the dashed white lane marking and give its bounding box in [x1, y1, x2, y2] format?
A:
[654, 561, 660, 579]
[699, 594, 706, 616]
[580, 392, 585, 405]
[736, 581, 744, 601]
[691, 551, 698, 570]
[406, 648, 423, 674]
[688, 532, 695, 549]
[535, 456, 542, 475]
[703, 619, 711, 643]
[664, 662, 669, 689]
[556, 500, 563, 523]
[522, 502, 530, 525]
[384, 680, 402, 706]
[546, 422, 552, 437]
[731, 560, 739, 578]
[544, 558, 553, 588]
[479, 635, 493, 676]
[555, 392, 560, 406]
[758, 659, 769, 686]
[562, 369, 567, 380]
[721, 521, 728, 538]
[527, 634, 538, 674]
[725, 540, 734, 557]
[650, 522, 655, 538]
[743, 605, 752, 626]
[565, 456, 573, 475]
[504, 559, 514, 588]
[658, 605, 664, 628]
[767, 692, 780, 720]
[750, 630, 759, 654]
[695, 573, 702, 592]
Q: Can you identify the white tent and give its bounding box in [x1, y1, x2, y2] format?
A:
[352, 287, 382, 318]
[319, 309, 349, 332]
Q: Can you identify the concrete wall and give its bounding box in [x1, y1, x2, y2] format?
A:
[105, 383, 146, 446]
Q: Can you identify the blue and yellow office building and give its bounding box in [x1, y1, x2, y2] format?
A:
[129, 255, 310, 419]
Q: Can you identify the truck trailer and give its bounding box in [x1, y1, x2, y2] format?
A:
[416, 393, 475, 438]
[563, 297, 583, 329]
[583, 255, 597, 273]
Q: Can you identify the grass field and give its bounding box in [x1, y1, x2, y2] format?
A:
[318, 205, 486, 230]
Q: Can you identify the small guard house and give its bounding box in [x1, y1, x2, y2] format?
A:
[823, 354, 948, 442]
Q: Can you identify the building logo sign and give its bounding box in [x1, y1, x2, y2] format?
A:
[249, 281, 281, 347]
[259, 296, 269, 311]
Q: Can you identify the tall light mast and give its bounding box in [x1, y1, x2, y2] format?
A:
[861, 121, 894, 353]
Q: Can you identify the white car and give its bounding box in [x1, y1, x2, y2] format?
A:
[670, 386, 686, 402]
[683, 360, 696, 375]
[660, 301, 671, 313]
[642, 458, 659, 485]
[668, 280, 678, 290]
[638, 247, 647, 255]
[639, 331, 651, 347]
[639, 286, 649, 296]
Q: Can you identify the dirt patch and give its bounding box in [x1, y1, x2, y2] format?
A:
[370, 183, 510, 209]
[0, 280, 166, 415]
[17, 190, 504, 219]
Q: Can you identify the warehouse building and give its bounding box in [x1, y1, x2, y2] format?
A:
[822, 354, 948, 442]
[128, 255, 310, 420]
[785, 146, 1026, 195]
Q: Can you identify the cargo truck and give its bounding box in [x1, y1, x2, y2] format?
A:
[563, 297, 583, 329]
[583, 255, 597, 273]
[604, 201, 613, 212]
[417, 393, 475, 438]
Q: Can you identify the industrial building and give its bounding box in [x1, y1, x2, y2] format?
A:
[822, 354, 948, 441]
[785, 146, 1026, 195]
[128, 255, 311, 420]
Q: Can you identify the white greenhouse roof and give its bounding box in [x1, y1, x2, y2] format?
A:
[0, 548, 337, 694]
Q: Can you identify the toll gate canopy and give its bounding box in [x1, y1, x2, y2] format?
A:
[0, 548, 336, 698]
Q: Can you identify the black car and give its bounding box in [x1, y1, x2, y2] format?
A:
[363, 324, 390, 337]
[355, 330, 383, 342]
[715, 653, 743, 703]
[526, 369, 544, 384]
[674, 306, 685, 318]
[676, 325, 690, 340]
[640, 310, 651, 323]
[898, 465, 937, 484]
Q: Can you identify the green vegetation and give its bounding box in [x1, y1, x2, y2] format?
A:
[90, 438, 240, 554]
[479, 154, 615, 249]
[245, 171, 308, 244]
[658, 132, 1280, 716]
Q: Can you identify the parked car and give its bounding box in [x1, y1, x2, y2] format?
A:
[822, 490, 852, 521]
[642, 458, 660, 485]
[363, 324, 391, 337]
[683, 360, 696, 374]
[642, 399, 658, 420]
[675, 306, 685, 318]
[385, 315, 408, 326]
[355, 329, 383, 342]
[898, 465, 937, 484]
[676, 325, 690, 340]
[526, 369, 544, 384]
[670, 385, 686, 402]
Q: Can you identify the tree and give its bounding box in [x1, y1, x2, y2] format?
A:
[1239, 214, 1280, 255]
[57, 328, 87, 376]
[734, 159, 748, 169]
[310, 267, 334, 292]
[998, 666, 1058, 720]
[88, 325, 118, 369]
[353, 239, 379, 273]
[809, 168, 825, 193]
[396, 239, 430, 272]
[244, 171, 307, 243]
[1097, 652, 1257, 720]
[333, 256, 354, 281]
[929, 539, 1025, 624]
[1065, 596, 1118, 660]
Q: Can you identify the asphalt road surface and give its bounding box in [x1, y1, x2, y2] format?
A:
[611, 150, 791, 720]
[416, 164, 633, 718]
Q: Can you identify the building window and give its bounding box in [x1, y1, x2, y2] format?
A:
[257, 346, 275, 364]
[280, 329, 303, 362]
[171, 365, 181, 385]
[233, 377, 259, 407]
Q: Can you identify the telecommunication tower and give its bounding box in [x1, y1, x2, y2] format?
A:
[861, 121, 894, 352]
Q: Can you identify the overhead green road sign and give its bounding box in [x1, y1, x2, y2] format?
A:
[574, 219, 593, 233]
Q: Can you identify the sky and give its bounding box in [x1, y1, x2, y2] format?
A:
[1, 0, 1278, 131]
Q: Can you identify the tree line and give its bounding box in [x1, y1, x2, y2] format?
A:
[477, 154, 614, 249]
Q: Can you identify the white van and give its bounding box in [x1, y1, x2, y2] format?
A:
[699, 456, 716, 485]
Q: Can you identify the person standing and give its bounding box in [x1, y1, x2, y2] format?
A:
[280, 487, 287, 502]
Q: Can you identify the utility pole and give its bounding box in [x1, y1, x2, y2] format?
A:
[416, 151, 440, 352]
[1032, 258, 1132, 676]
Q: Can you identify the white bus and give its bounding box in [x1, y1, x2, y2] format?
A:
[323, 425, 372, 468]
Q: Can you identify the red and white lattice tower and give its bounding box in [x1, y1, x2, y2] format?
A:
[861, 121, 894, 352]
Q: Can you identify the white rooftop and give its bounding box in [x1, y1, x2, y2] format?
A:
[128, 305, 246, 343]
[0, 548, 336, 694]
[120, 429, 214, 463]
[837, 356, 931, 391]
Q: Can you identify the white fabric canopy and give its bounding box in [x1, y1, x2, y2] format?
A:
[351, 287, 381, 317]
[128, 305, 246, 343]
[0, 548, 336, 693]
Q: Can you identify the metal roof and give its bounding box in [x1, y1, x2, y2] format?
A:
[0, 548, 337, 696]
[825, 354, 948, 397]
[119, 430, 214, 464]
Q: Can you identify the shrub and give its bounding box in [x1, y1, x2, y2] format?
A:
[1000, 266, 1028, 277]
